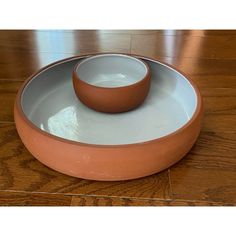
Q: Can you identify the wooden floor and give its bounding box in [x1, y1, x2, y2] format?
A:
[0, 30, 235, 206]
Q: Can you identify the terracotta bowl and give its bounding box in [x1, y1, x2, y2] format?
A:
[72, 54, 151, 113]
[14, 54, 204, 181]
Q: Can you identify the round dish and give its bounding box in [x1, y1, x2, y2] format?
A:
[73, 54, 151, 113]
[14, 53, 203, 181]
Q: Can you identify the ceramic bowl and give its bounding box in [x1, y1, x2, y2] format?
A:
[72, 54, 151, 113]
[14, 54, 203, 181]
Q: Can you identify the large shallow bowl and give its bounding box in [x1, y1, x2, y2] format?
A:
[14, 54, 203, 181]
[73, 54, 151, 113]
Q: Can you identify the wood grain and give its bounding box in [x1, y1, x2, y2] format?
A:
[0, 191, 71, 206]
[149, 57, 236, 77]
[170, 167, 236, 203]
[201, 88, 236, 115]
[131, 33, 236, 59]
[0, 30, 131, 54]
[132, 37, 236, 76]
[175, 131, 236, 171]
[0, 80, 22, 122]
[190, 76, 236, 89]
[0, 123, 171, 199]
[0, 30, 131, 80]
[71, 196, 233, 206]
[0, 50, 77, 80]
[169, 131, 236, 203]
[99, 30, 236, 37]
[0, 30, 236, 206]
[203, 114, 236, 133]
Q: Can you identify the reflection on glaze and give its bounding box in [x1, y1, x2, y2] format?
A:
[91, 73, 130, 87]
[47, 106, 79, 141]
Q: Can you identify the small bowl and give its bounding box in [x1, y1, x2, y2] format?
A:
[72, 54, 151, 113]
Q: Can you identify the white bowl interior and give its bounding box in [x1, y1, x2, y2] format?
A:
[76, 54, 148, 88]
[21, 56, 197, 145]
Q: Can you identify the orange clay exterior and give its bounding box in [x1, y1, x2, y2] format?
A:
[14, 54, 204, 181]
[72, 58, 151, 113]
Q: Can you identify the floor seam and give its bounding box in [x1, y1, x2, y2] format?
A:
[0, 79, 26, 82]
[0, 189, 173, 201]
[168, 169, 174, 200]
[0, 189, 234, 205]
[0, 121, 15, 124]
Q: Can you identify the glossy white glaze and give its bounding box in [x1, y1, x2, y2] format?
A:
[22, 57, 197, 145]
[76, 54, 148, 88]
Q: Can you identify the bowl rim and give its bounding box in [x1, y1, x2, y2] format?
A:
[73, 53, 151, 90]
[15, 53, 203, 149]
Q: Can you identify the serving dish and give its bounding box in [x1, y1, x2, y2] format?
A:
[73, 54, 151, 113]
[14, 53, 203, 181]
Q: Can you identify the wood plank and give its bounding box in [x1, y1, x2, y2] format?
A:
[1, 30, 236, 80]
[0, 80, 22, 122]
[200, 30, 236, 36]
[170, 131, 236, 203]
[0, 191, 71, 206]
[0, 30, 131, 80]
[203, 114, 236, 133]
[99, 30, 205, 36]
[142, 56, 236, 77]
[190, 76, 236, 88]
[0, 123, 171, 199]
[70, 195, 232, 206]
[131, 33, 236, 59]
[0, 30, 131, 54]
[201, 88, 236, 115]
[166, 57, 236, 77]
[165, 56, 236, 76]
[176, 131, 236, 171]
[0, 51, 75, 80]
[100, 30, 236, 36]
[1, 29, 200, 41]
[170, 167, 236, 204]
